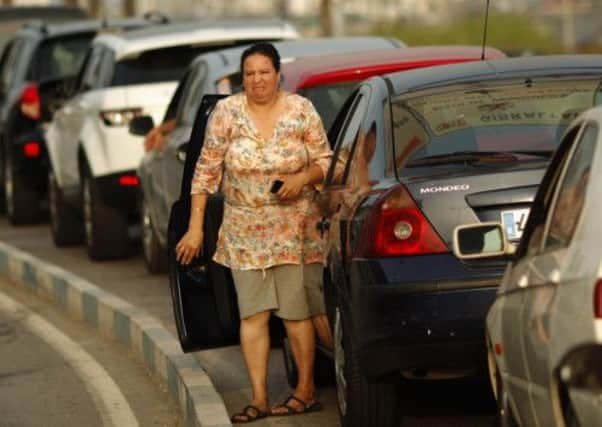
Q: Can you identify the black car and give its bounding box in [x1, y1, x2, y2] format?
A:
[166, 55, 602, 426]
[0, 17, 159, 224]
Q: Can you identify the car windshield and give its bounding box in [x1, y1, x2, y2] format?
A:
[112, 46, 209, 87]
[30, 33, 94, 81]
[391, 77, 602, 172]
[298, 81, 359, 131]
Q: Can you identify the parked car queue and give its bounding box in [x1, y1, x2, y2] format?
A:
[1, 13, 601, 427]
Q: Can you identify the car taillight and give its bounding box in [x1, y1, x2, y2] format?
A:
[23, 141, 41, 158]
[355, 184, 448, 257]
[20, 83, 41, 120]
[118, 175, 139, 186]
[595, 279, 602, 318]
[100, 108, 143, 126]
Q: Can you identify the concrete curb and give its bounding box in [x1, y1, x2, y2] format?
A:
[0, 241, 232, 427]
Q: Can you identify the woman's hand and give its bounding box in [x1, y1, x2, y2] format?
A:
[275, 171, 309, 201]
[175, 227, 203, 265]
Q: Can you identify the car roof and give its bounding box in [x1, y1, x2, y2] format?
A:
[196, 36, 405, 68]
[186, 36, 407, 88]
[384, 54, 602, 95]
[15, 18, 151, 39]
[95, 19, 299, 61]
[279, 45, 506, 92]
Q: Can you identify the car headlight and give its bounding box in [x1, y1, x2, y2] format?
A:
[100, 108, 143, 127]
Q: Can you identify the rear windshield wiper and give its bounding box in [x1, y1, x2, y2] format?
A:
[405, 150, 553, 167]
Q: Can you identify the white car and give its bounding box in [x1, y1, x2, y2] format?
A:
[453, 106, 602, 427]
[45, 19, 298, 260]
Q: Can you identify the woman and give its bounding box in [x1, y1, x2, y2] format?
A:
[175, 43, 332, 423]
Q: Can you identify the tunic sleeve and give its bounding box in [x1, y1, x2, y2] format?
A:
[302, 99, 332, 182]
[190, 100, 230, 195]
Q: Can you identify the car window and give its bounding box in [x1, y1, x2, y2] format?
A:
[325, 89, 369, 186]
[177, 63, 207, 127]
[79, 46, 103, 92]
[543, 123, 597, 251]
[298, 81, 360, 132]
[515, 124, 582, 259]
[390, 77, 601, 173]
[111, 45, 209, 87]
[29, 33, 94, 82]
[0, 39, 25, 91]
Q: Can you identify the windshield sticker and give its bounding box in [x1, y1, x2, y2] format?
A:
[394, 80, 600, 136]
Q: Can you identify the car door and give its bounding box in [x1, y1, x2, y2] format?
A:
[166, 94, 239, 353]
[496, 122, 586, 426]
[520, 122, 597, 427]
[319, 87, 370, 302]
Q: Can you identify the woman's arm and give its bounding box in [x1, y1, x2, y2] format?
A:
[175, 193, 208, 265]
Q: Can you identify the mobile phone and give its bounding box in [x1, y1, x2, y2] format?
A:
[270, 180, 284, 193]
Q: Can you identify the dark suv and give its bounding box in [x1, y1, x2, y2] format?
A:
[0, 17, 157, 224]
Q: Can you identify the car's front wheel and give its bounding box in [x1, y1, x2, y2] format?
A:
[141, 194, 167, 274]
[334, 305, 400, 427]
[5, 153, 40, 224]
[82, 169, 129, 260]
[488, 344, 519, 427]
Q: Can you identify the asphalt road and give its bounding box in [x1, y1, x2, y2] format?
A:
[0, 275, 181, 427]
[0, 218, 496, 426]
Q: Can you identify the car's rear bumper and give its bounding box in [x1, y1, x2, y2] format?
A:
[347, 255, 503, 377]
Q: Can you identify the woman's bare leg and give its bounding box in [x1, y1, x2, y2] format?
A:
[239, 310, 272, 411]
[277, 318, 316, 411]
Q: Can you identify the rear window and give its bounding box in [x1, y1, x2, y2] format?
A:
[29, 33, 94, 81]
[390, 77, 602, 173]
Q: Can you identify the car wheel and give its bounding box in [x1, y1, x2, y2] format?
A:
[82, 170, 129, 260]
[141, 195, 167, 274]
[488, 346, 519, 427]
[5, 153, 40, 224]
[334, 305, 399, 427]
[48, 170, 84, 246]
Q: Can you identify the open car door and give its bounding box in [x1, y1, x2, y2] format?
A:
[167, 94, 240, 353]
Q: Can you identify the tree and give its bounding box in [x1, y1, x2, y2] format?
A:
[124, 0, 136, 17]
[320, 0, 334, 36]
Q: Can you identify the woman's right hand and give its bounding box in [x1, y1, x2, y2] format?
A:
[175, 227, 203, 265]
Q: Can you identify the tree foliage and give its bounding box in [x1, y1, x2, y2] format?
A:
[373, 12, 564, 55]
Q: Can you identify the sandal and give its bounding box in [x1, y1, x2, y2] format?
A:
[270, 394, 322, 416]
[230, 405, 269, 424]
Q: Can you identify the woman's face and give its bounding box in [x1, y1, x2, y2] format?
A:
[242, 53, 279, 104]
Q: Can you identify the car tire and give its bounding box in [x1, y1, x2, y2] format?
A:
[48, 170, 84, 246]
[334, 304, 400, 427]
[5, 153, 41, 224]
[488, 345, 519, 427]
[141, 194, 167, 274]
[82, 170, 129, 260]
[282, 337, 335, 390]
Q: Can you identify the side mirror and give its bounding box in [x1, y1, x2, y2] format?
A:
[129, 115, 155, 136]
[453, 222, 515, 260]
[176, 142, 188, 163]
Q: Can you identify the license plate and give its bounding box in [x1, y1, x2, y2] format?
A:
[501, 208, 530, 241]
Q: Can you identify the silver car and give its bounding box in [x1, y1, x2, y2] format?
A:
[454, 105, 602, 427]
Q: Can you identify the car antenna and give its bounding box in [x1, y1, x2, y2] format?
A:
[481, 0, 491, 60]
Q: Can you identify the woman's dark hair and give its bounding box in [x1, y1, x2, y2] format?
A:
[240, 42, 281, 74]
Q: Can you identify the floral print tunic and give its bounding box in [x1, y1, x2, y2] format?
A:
[190, 92, 332, 270]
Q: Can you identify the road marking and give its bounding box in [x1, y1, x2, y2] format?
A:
[0, 290, 139, 427]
